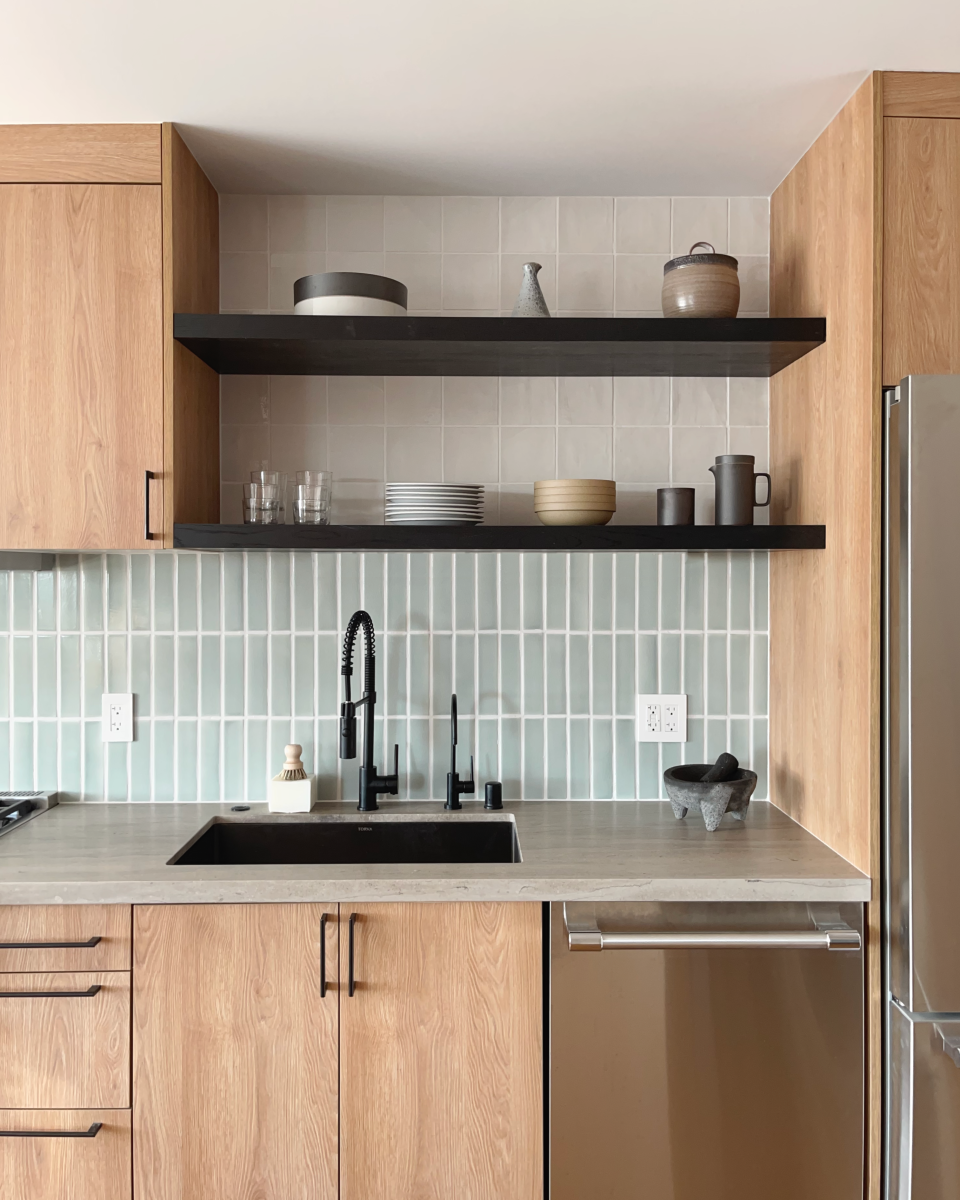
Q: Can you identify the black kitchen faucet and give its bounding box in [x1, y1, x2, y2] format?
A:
[445, 693, 475, 810]
[339, 610, 399, 812]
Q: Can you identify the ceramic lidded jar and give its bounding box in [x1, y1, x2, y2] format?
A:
[661, 242, 740, 318]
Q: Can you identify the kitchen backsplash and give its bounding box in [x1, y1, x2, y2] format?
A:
[0, 551, 767, 804]
[219, 194, 770, 525]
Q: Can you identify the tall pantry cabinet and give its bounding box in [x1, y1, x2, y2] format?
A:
[0, 124, 219, 550]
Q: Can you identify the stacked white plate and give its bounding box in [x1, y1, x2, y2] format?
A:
[385, 483, 484, 525]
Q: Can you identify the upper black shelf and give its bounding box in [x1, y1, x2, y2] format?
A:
[174, 314, 825, 378]
[174, 524, 825, 553]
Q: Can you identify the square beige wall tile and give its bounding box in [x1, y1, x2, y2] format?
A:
[557, 426, 613, 477]
[269, 251, 325, 312]
[614, 378, 670, 425]
[671, 197, 728, 255]
[614, 427, 670, 483]
[558, 197, 613, 254]
[672, 378, 727, 426]
[384, 377, 442, 425]
[442, 377, 499, 425]
[326, 196, 384, 251]
[221, 376, 270, 425]
[443, 427, 499, 483]
[385, 252, 441, 311]
[615, 197, 670, 254]
[442, 197, 500, 252]
[269, 376, 327, 425]
[270, 425, 328, 474]
[500, 378, 556, 426]
[614, 255, 665, 312]
[268, 196, 326, 252]
[501, 197, 557, 254]
[671, 426, 727, 484]
[328, 377, 385, 425]
[220, 195, 268, 252]
[728, 198, 769, 256]
[558, 378, 613, 425]
[442, 254, 499, 310]
[384, 196, 442, 252]
[557, 255, 614, 311]
[386, 426, 443, 481]
[500, 427, 556, 482]
[329, 426, 385, 481]
[220, 253, 268, 312]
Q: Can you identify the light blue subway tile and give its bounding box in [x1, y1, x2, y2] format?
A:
[638, 633, 658, 693]
[107, 740, 128, 802]
[36, 722, 58, 792]
[684, 717, 705, 766]
[456, 554, 476, 631]
[0, 637, 8, 718]
[245, 720, 267, 802]
[176, 635, 198, 716]
[706, 717, 728, 762]
[152, 721, 175, 801]
[152, 555, 173, 632]
[637, 743, 658, 797]
[500, 716, 521, 800]
[12, 572, 33, 631]
[407, 632, 429, 716]
[614, 554, 635, 631]
[431, 554, 453, 632]
[130, 636, 150, 718]
[707, 554, 728, 630]
[545, 554, 567, 630]
[568, 635, 589, 715]
[431, 718, 447, 800]
[659, 632, 681, 693]
[683, 633, 704, 715]
[545, 633, 566, 715]
[729, 717, 750, 767]
[58, 559, 79, 631]
[754, 553, 768, 631]
[523, 718, 544, 799]
[477, 718, 499, 790]
[455, 716, 475, 781]
[223, 553, 244, 631]
[83, 720, 103, 800]
[387, 554, 407, 631]
[176, 555, 198, 632]
[568, 717, 590, 799]
[637, 555, 658, 629]
[291, 555, 314, 632]
[477, 554, 498, 631]
[660, 555, 682, 629]
[386, 632, 407, 716]
[569, 554, 588, 631]
[223, 637, 244, 718]
[152, 635, 174, 718]
[82, 635, 103, 718]
[499, 632, 520, 715]
[269, 553, 291, 631]
[292, 719, 315, 776]
[200, 555, 221, 631]
[591, 718, 613, 799]
[432, 632, 454, 713]
[383, 717, 404, 794]
[200, 636, 220, 717]
[614, 632, 636, 716]
[316, 555, 338, 630]
[546, 717, 567, 799]
[60, 720, 81, 800]
[753, 718, 768, 797]
[522, 554, 543, 631]
[661, 742, 682, 788]
[12, 721, 33, 789]
[592, 633, 613, 717]
[106, 555, 127, 631]
[407, 716, 430, 800]
[0, 724, 8, 789]
[455, 633, 475, 716]
[293, 635, 314, 717]
[729, 633, 750, 714]
[246, 554, 268, 631]
[614, 719, 636, 798]
[200, 720, 220, 801]
[523, 632, 543, 716]
[130, 725, 151, 802]
[683, 554, 704, 630]
[270, 633, 292, 717]
[36, 637, 57, 718]
[361, 553, 384, 631]
[499, 555, 520, 630]
[107, 633, 127, 693]
[317, 633, 339, 716]
[269, 719, 293, 786]
[753, 633, 768, 716]
[0, 571, 8, 631]
[408, 554, 429, 631]
[707, 632, 727, 715]
[130, 556, 151, 631]
[246, 635, 268, 717]
[730, 554, 751, 630]
[36, 569, 55, 631]
[477, 632, 498, 716]
[223, 720, 244, 803]
[591, 555, 612, 631]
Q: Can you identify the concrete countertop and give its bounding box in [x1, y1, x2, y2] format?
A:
[0, 800, 870, 904]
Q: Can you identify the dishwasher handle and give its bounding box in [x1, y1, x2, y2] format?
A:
[564, 906, 861, 952]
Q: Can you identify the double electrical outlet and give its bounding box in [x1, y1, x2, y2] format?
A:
[102, 693, 134, 742]
[636, 694, 688, 743]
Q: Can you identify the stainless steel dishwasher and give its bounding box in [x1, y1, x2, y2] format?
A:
[549, 901, 865, 1200]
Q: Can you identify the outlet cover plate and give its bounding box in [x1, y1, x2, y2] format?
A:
[636, 694, 688, 743]
[101, 693, 134, 742]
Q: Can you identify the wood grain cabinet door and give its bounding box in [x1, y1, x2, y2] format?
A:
[0, 183, 163, 549]
[340, 902, 543, 1200]
[133, 904, 339, 1200]
[0, 1110, 131, 1200]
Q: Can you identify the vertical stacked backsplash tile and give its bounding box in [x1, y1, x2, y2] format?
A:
[0, 552, 767, 803]
[219, 194, 769, 525]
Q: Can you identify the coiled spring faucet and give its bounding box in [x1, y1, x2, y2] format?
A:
[339, 610, 399, 811]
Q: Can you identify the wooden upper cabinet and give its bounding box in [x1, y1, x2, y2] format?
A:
[0, 124, 161, 183]
[340, 902, 543, 1200]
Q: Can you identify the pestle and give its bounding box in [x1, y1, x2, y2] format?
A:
[701, 752, 739, 783]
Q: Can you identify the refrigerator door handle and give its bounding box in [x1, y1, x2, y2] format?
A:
[934, 1024, 960, 1068]
[563, 905, 861, 952]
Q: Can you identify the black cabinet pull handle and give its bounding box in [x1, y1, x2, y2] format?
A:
[144, 469, 155, 541]
[348, 912, 357, 997]
[320, 913, 328, 998]
[0, 936, 101, 950]
[1, 1123, 102, 1138]
[0, 984, 101, 998]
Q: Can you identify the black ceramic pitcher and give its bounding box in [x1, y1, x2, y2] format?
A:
[709, 455, 771, 526]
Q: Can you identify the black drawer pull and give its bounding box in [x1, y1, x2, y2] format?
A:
[348, 912, 357, 997]
[1, 1123, 102, 1138]
[320, 913, 328, 998]
[0, 984, 102, 998]
[0, 937, 101, 950]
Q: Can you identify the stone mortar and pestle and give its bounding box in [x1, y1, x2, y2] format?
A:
[663, 753, 757, 831]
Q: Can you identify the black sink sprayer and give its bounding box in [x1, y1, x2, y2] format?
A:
[339, 610, 399, 812]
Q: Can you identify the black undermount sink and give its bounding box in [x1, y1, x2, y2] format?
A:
[168, 817, 521, 866]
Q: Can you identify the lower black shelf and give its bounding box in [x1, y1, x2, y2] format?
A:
[173, 524, 825, 553]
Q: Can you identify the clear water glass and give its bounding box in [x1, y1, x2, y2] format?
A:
[243, 482, 283, 525]
[250, 470, 288, 522]
[294, 471, 331, 524]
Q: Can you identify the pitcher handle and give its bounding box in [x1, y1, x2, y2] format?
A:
[755, 473, 772, 507]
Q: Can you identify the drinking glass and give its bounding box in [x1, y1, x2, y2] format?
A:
[294, 471, 331, 524]
[243, 482, 283, 525]
[250, 470, 288, 522]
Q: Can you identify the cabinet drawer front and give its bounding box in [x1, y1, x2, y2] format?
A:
[0, 1110, 131, 1200]
[0, 906, 131, 972]
[0, 974, 130, 1108]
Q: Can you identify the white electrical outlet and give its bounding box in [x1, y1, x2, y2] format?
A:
[101, 693, 134, 742]
[636, 694, 687, 743]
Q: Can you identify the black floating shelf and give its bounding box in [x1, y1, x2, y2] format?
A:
[174, 524, 826, 553]
[174, 314, 825, 378]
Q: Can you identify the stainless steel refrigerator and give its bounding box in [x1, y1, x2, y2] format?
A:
[885, 376, 960, 1200]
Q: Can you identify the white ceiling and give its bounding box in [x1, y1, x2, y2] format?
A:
[3, 0, 960, 196]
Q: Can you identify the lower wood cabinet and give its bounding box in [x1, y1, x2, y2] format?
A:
[0, 1110, 131, 1200]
